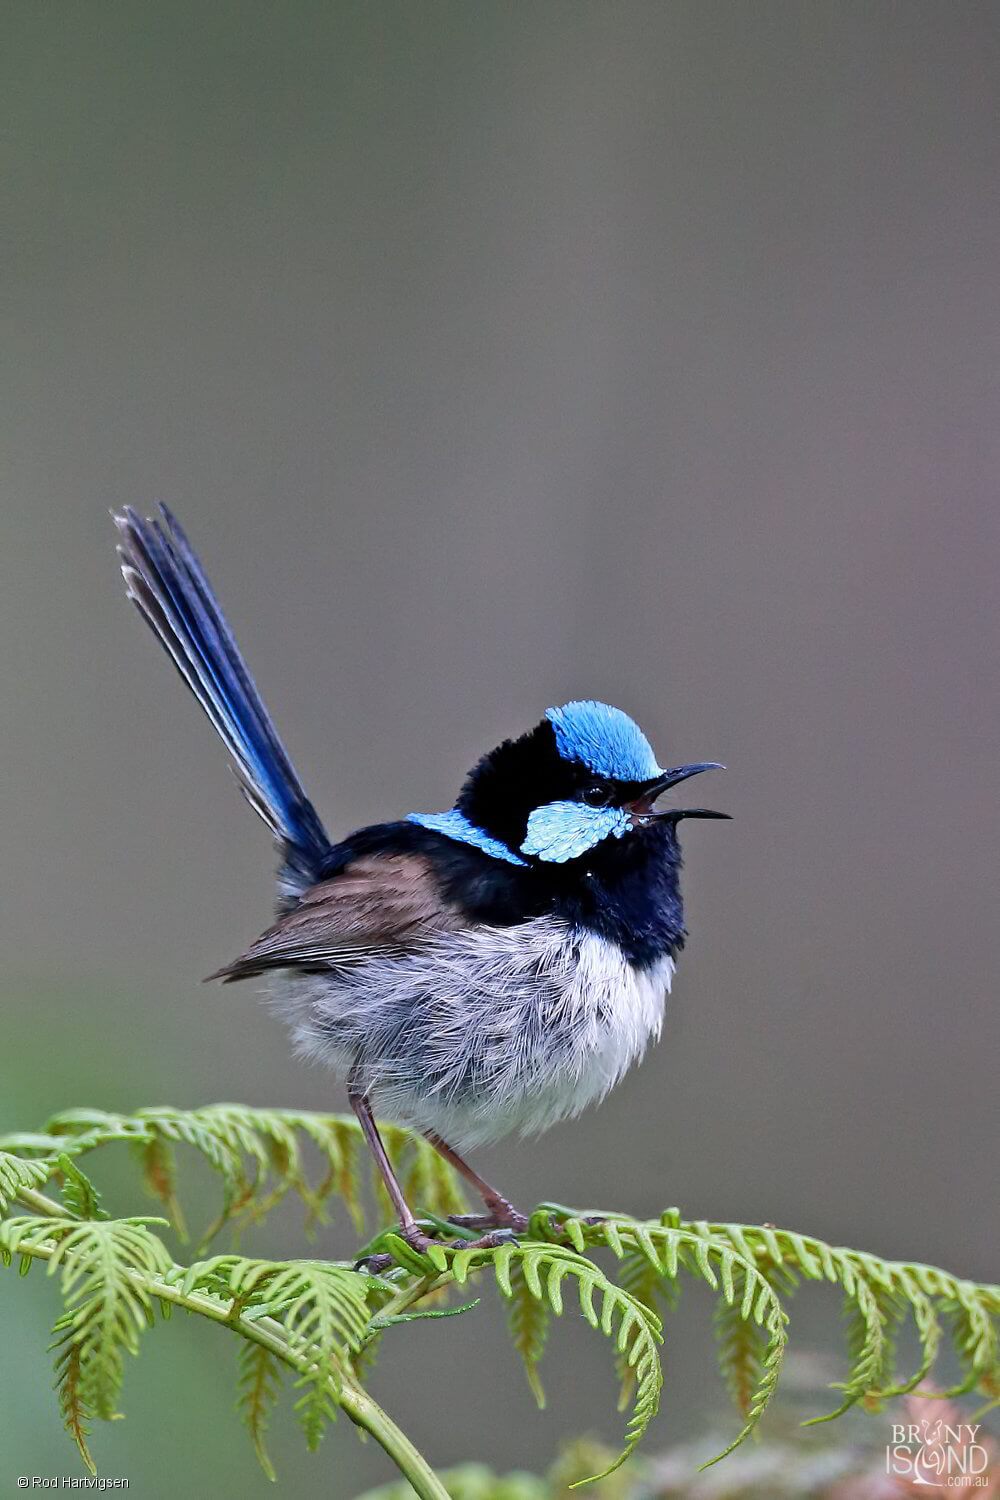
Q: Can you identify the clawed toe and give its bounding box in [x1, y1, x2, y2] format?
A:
[354, 1250, 395, 1275]
[448, 1203, 528, 1235]
[447, 1212, 496, 1231]
[451, 1227, 520, 1252]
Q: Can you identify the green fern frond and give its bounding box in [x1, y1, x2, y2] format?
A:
[57, 1155, 107, 1221]
[40, 1104, 465, 1245]
[179, 1253, 373, 1449]
[0, 1150, 52, 1210]
[52, 1318, 96, 1476]
[713, 1267, 769, 1419]
[45, 1105, 250, 1232]
[872, 1289, 905, 1391]
[534, 1212, 789, 1464]
[308, 1115, 365, 1233]
[139, 1105, 267, 1239]
[51, 1217, 172, 1418]
[614, 1250, 673, 1412]
[280, 1259, 371, 1449]
[849, 1285, 934, 1405]
[530, 1211, 998, 1458]
[934, 1293, 1000, 1398]
[242, 1114, 312, 1230]
[492, 1241, 663, 1483]
[132, 1133, 188, 1239]
[813, 1267, 886, 1421]
[1, 1214, 172, 1426]
[504, 1256, 550, 1408]
[4, 1105, 997, 1493]
[237, 1341, 282, 1481]
[40, 1109, 150, 1164]
[680, 1217, 998, 1419]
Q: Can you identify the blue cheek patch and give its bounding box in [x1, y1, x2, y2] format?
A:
[407, 809, 529, 866]
[521, 801, 631, 863]
[546, 700, 662, 781]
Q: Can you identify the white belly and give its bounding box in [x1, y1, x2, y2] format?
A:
[275, 917, 673, 1149]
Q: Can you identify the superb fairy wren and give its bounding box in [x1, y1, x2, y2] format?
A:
[115, 507, 727, 1254]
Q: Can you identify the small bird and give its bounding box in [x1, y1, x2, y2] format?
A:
[114, 507, 728, 1254]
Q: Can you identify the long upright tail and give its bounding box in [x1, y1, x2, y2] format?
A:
[114, 505, 330, 901]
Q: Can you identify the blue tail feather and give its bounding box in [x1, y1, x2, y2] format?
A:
[115, 505, 329, 898]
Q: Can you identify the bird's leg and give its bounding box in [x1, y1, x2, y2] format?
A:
[348, 1081, 438, 1256]
[423, 1130, 528, 1234]
[350, 1079, 524, 1271]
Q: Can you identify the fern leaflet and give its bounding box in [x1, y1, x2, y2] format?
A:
[503, 1256, 550, 1408]
[179, 1254, 372, 1449]
[0, 1150, 52, 1210]
[491, 1241, 663, 1481]
[237, 1341, 283, 1481]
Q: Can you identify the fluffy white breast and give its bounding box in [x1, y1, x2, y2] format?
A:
[563, 932, 674, 1110]
[276, 918, 674, 1149]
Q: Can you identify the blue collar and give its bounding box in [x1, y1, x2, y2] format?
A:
[406, 809, 528, 866]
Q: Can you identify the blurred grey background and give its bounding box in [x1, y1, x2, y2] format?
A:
[3, 2, 998, 1494]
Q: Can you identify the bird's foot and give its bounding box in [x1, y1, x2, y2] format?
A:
[355, 1216, 523, 1275]
[353, 1220, 439, 1275]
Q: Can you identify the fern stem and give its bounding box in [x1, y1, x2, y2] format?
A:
[369, 1271, 454, 1328]
[336, 1374, 451, 1500]
[17, 1186, 77, 1219]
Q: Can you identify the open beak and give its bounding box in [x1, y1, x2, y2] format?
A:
[628, 762, 730, 824]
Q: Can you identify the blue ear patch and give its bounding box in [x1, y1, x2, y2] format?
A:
[521, 801, 630, 863]
[407, 809, 529, 866]
[546, 701, 661, 781]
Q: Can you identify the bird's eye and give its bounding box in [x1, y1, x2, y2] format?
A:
[581, 784, 610, 807]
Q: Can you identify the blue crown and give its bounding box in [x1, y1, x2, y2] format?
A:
[545, 700, 661, 781]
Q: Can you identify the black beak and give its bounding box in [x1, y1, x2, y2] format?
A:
[628, 762, 730, 824]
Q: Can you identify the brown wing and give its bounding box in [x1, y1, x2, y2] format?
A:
[207, 853, 463, 983]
